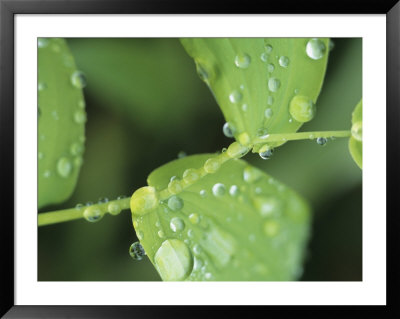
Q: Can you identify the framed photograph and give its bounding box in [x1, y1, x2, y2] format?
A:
[0, 0, 398, 317]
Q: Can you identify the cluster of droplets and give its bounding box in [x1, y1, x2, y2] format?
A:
[76, 196, 125, 223]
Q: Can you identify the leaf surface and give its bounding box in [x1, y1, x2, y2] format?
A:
[180, 38, 329, 151]
[38, 38, 86, 208]
[131, 154, 311, 281]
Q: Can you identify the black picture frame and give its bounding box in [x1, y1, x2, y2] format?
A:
[1, 0, 398, 317]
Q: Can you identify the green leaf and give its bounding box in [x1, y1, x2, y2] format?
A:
[131, 154, 311, 281]
[180, 38, 329, 151]
[38, 38, 86, 209]
[348, 99, 362, 168]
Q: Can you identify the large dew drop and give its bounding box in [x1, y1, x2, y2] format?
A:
[234, 54, 251, 69]
[129, 242, 146, 261]
[306, 38, 326, 60]
[154, 239, 193, 281]
[56, 157, 72, 178]
[289, 95, 316, 123]
[253, 196, 280, 217]
[130, 186, 158, 216]
[108, 202, 121, 216]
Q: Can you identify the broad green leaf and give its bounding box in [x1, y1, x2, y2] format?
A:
[348, 99, 362, 168]
[180, 38, 329, 151]
[131, 154, 311, 281]
[38, 38, 86, 209]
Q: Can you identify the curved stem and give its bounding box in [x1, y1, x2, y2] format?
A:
[38, 197, 131, 227]
[252, 130, 351, 145]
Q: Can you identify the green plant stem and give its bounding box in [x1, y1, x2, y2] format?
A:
[38, 198, 131, 227]
[252, 130, 351, 145]
[38, 130, 351, 227]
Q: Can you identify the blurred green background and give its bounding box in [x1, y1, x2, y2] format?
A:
[38, 38, 362, 281]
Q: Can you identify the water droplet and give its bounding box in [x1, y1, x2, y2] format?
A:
[253, 197, 280, 217]
[265, 44, 273, 53]
[129, 242, 146, 261]
[38, 38, 49, 48]
[229, 90, 242, 103]
[155, 239, 193, 281]
[108, 202, 121, 215]
[263, 220, 280, 237]
[268, 77, 280, 92]
[158, 230, 165, 238]
[204, 158, 220, 173]
[70, 142, 84, 156]
[195, 62, 210, 82]
[189, 213, 200, 224]
[267, 63, 275, 73]
[74, 110, 87, 124]
[278, 56, 290, 68]
[130, 186, 158, 216]
[212, 183, 226, 196]
[75, 203, 83, 210]
[187, 229, 194, 238]
[267, 96, 274, 106]
[306, 38, 326, 60]
[256, 128, 269, 139]
[137, 230, 144, 240]
[222, 122, 235, 138]
[259, 148, 274, 160]
[227, 141, 249, 158]
[177, 151, 187, 158]
[241, 104, 248, 112]
[98, 197, 109, 204]
[199, 190, 207, 197]
[170, 217, 185, 232]
[351, 121, 362, 141]
[243, 166, 262, 183]
[117, 195, 127, 200]
[71, 71, 87, 89]
[260, 52, 268, 62]
[288, 118, 293, 123]
[289, 95, 316, 122]
[57, 157, 72, 178]
[234, 54, 251, 69]
[229, 185, 239, 197]
[43, 170, 51, 178]
[86, 201, 94, 206]
[205, 272, 213, 280]
[316, 137, 327, 146]
[192, 244, 202, 256]
[38, 82, 47, 91]
[264, 108, 273, 119]
[183, 168, 199, 184]
[83, 206, 103, 223]
[168, 179, 182, 194]
[78, 100, 85, 109]
[167, 195, 184, 211]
